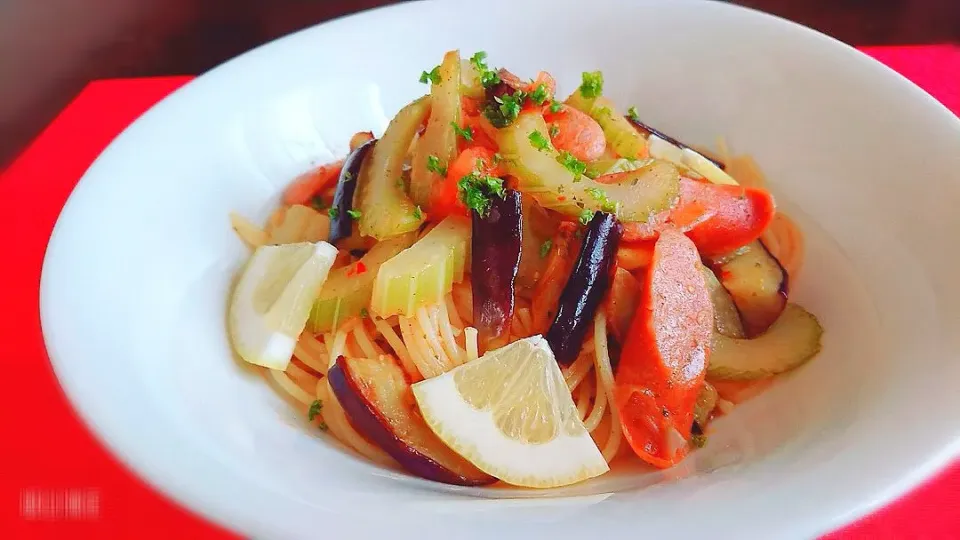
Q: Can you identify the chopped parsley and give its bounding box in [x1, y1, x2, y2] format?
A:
[347, 209, 362, 220]
[585, 187, 617, 212]
[469, 51, 488, 70]
[556, 151, 587, 178]
[470, 51, 501, 88]
[480, 69, 501, 88]
[328, 207, 340, 219]
[342, 171, 354, 182]
[549, 123, 560, 138]
[451, 121, 473, 142]
[691, 433, 707, 448]
[549, 100, 563, 114]
[426, 155, 447, 176]
[528, 130, 551, 151]
[413, 205, 423, 220]
[419, 65, 441, 85]
[307, 400, 323, 421]
[585, 187, 605, 200]
[627, 105, 641, 123]
[579, 70, 604, 99]
[492, 153, 503, 165]
[579, 208, 595, 225]
[360, 307, 369, 319]
[539, 239, 553, 258]
[529, 83, 549, 105]
[458, 172, 506, 217]
[318, 422, 329, 431]
[483, 89, 525, 128]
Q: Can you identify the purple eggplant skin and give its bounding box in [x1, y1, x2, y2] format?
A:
[329, 138, 377, 244]
[327, 356, 495, 486]
[546, 212, 623, 366]
[705, 239, 788, 337]
[471, 189, 523, 343]
[624, 116, 726, 170]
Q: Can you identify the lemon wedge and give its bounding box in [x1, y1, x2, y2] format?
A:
[229, 241, 337, 370]
[411, 335, 609, 488]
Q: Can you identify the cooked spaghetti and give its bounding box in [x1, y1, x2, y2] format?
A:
[227, 50, 822, 488]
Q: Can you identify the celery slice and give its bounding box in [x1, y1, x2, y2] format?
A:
[498, 113, 679, 223]
[410, 50, 461, 207]
[708, 304, 823, 380]
[372, 216, 471, 317]
[356, 96, 430, 240]
[308, 232, 417, 332]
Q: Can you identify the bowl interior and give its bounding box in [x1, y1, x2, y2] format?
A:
[40, 0, 960, 538]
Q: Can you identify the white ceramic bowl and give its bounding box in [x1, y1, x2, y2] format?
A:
[39, 0, 960, 538]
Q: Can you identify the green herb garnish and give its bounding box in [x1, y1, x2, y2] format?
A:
[528, 130, 551, 151]
[307, 400, 323, 421]
[549, 124, 560, 138]
[470, 51, 501, 88]
[585, 187, 605, 200]
[419, 65, 441, 85]
[549, 100, 563, 114]
[579, 70, 604, 99]
[627, 106, 641, 123]
[318, 422, 329, 431]
[426, 155, 447, 176]
[413, 205, 423, 220]
[483, 89, 525, 128]
[691, 434, 707, 448]
[539, 239, 553, 258]
[347, 209, 362, 220]
[579, 208, 595, 225]
[480, 70, 501, 88]
[529, 83, 549, 105]
[458, 172, 506, 217]
[328, 207, 340, 219]
[360, 307, 369, 319]
[451, 122, 473, 142]
[585, 186, 618, 213]
[556, 151, 587, 178]
[469, 51, 488, 70]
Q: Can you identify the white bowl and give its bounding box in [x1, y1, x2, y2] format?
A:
[39, 0, 960, 538]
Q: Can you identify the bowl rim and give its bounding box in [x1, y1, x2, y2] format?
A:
[39, 0, 960, 538]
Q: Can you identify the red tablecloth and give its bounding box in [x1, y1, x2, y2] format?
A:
[2, 45, 958, 539]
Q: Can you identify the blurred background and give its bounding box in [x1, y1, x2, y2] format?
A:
[1, 0, 958, 169]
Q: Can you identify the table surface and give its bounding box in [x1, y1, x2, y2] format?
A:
[1, 4, 959, 539]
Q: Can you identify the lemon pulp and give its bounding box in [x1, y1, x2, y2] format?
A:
[412, 335, 608, 488]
